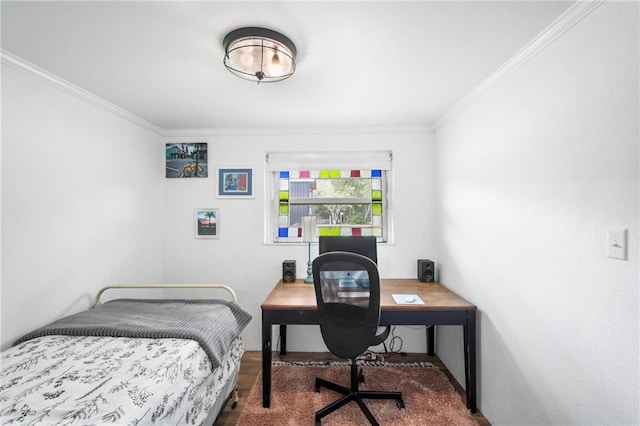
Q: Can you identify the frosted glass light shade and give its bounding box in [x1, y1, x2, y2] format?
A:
[223, 27, 297, 83]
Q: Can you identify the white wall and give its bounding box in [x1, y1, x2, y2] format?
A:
[3, 3, 638, 424]
[163, 129, 437, 352]
[1, 57, 439, 355]
[1, 64, 165, 349]
[434, 3, 639, 425]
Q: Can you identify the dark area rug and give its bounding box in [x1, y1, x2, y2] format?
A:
[236, 361, 477, 425]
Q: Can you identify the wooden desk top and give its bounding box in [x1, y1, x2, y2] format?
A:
[261, 279, 476, 311]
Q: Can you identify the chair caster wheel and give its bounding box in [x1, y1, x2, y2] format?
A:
[231, 401, 237, 409]
[397, 399, 405, 409]
[315, 419, 321, 426]
[315, 386, 320, 393]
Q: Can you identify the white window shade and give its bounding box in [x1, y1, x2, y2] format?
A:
[266, 151, 392, 172]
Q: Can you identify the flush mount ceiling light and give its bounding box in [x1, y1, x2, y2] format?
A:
[223, 27, 297, 83]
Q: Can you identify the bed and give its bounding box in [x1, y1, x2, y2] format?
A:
[0, 284, 252, 426]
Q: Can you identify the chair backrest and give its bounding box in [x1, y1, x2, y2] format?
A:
[312, 251, 381, 359]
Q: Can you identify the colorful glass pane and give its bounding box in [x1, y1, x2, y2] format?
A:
[361, 228, 373, 236]
[275, 168, 385, 242]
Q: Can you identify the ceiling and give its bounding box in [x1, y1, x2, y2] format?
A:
[1, 1, 574, 131]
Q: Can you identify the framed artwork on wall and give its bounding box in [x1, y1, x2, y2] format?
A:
[165, 142, 208, 178]
[195, 208, 219, 239]
[217, 167, 254, 198]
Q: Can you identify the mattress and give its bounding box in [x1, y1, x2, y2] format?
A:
[0, 334, 245, 425]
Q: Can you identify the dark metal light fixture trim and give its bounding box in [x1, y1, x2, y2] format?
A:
[223, 27, 297, 83]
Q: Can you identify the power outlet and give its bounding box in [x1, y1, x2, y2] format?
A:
[607, 228, 628, 260]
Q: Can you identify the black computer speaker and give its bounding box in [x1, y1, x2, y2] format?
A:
[417, 259, 435, 282]
[282, 260, 296, 283]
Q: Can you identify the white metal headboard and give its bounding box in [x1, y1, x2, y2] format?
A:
[93, 284, 238, 307]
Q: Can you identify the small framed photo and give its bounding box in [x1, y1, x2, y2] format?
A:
[217, 168, 254, 198]
[165, 143, 208, 178]
[195, 209, 219, 239]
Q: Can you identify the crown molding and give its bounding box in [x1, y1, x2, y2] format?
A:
[160, 125, 433, 138]
[3, 1, 602, 136]
[432, 0, 605, 130]
[1, 49, 163, 135]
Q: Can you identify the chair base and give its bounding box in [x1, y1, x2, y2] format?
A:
[314, 362, 404, 426]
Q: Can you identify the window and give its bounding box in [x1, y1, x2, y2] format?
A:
[266, 151, 392, 243]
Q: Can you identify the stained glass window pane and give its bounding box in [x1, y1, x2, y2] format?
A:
[273, 168, 387, 242]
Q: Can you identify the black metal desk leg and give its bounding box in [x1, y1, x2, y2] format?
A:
[426, 325, 435, 355]
[463, 310, 478, 413]
[279, 324, 287, 356]
[262, 310, 272, 408]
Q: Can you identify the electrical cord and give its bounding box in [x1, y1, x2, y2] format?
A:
[359, 326, 406, 363]
[278, 324, 430, 362]
[386, 326, 404, 354]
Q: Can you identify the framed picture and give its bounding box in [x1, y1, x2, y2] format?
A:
[166, 143, 208, 178]
[217, 167, 254, 198]
[195, 208, 219, 239]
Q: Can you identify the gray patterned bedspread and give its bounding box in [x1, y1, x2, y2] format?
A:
[13, 299, 252, 369]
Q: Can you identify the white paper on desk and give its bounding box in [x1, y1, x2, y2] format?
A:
[392, 294, 425, 305]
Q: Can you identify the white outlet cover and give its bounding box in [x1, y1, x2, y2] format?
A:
[606, 228, 628, 260]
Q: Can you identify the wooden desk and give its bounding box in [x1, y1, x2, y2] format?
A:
[261, 279, 478, 412]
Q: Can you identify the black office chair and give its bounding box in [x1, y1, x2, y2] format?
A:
[312, 251, 404, 426]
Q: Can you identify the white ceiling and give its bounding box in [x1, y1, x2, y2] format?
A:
[1, 1, 574, 131]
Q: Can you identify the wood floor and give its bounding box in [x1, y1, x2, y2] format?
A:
[213, 351, 491, 425]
